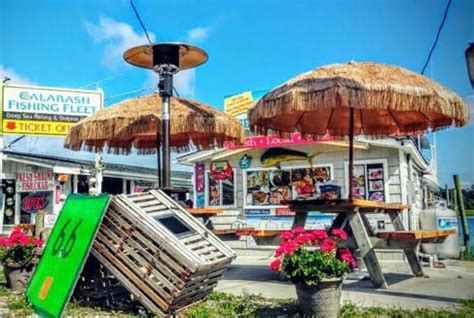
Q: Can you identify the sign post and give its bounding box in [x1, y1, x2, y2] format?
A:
[1, 84, 103, 137]
[26, 194, 110, 318]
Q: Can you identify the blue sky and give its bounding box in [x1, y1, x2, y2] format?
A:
[1, 0, 473, 186]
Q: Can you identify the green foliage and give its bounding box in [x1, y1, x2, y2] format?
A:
[6, 296, 34, 315]
[285, 248, 350, 286]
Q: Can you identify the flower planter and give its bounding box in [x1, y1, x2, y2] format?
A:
[295, 277, 343, 317]
[4, 264, 34, 292]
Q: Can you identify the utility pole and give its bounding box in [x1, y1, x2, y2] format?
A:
[453, 175, 471, 256]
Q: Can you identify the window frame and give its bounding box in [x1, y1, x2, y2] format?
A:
[343, 159, 390, 202]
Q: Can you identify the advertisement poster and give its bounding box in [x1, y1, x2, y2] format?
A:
[195, 162, 205, 193]
[2, 84, 103, 136]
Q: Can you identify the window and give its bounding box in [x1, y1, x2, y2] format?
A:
[208, 172, 235, 206]
[154, 215, 193, 236]
[351, 162, 386, 202]
[245, 165, 333, 207]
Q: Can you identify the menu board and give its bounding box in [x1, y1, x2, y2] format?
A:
[367, 164, 385, 202]
[246, 166, 332, 206]
[351, 163, 385, 202]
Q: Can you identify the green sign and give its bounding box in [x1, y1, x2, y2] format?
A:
[27, 194, 110, 318]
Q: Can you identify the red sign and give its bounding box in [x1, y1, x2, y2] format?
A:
[195, 162, 205, 193]
[16, 170, 54, 192]
[224, 132, 335, 150]
[275, 207, 295, 216]
[210, 161, 233, 180]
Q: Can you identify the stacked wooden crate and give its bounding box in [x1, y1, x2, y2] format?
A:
[91, 190, 235, 316]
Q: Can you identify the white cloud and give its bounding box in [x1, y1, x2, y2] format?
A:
[84, 17, 156, 70]
[186, 26, 212, 43]
[0, 65, 36, 85]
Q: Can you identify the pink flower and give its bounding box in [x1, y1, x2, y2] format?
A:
[18, 235, 31, 245]
[321, 239, 337, 252]
[34, 239, 44, 248]
[280, 241, 299, 255]
[292, 226, 305, 235]
[339, 248, 357, 267]
[331, 229, 348, 241]
[280, 231, 293, 241]
[310, 230, 328, 241]
[269, 259, 281, 271]
[295, 233, 312, 245]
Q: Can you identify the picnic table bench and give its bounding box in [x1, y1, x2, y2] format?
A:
[186, 208, 223, 230]
[285, 198, 454, 289]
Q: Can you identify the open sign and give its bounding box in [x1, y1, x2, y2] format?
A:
[21, 193, 50, 213]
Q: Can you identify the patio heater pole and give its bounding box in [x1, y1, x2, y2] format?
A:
[348, 107, 355, 201]
[123, 43, 208, 189]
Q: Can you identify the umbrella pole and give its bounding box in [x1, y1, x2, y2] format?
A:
[156, 131, 161, 188]
[161, 94, 171, 189]
[348, 107, 355, 201]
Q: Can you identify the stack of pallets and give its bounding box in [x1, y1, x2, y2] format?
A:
[91, 190, 235, 316]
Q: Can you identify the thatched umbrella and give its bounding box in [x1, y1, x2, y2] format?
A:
[64, 94, 244, 185]
[248, 62, 469, 200]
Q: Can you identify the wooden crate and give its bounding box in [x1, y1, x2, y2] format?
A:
[91, 190, 235, 316]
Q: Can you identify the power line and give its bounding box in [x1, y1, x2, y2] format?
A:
[80, 73, 124, 89]
[104, 86, 156, 102]
[130, 0, 153, 45]
[421, 0, 452, 75]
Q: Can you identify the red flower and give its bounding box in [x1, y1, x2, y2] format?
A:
[331, 229, 348, 240]
[321, 239, 337, 252]
[280, 241, 299, 255]
[295, 233, 312, 245]
[338, 248, 357, 267]
[310, 230, 328, 241]
[280, 231, 293, 241]
[269, 259, 281, 271]
[18, 235, 31, 246]
[292, 226, 305, 235]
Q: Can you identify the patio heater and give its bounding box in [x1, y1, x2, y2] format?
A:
[123, 43, 208, 188]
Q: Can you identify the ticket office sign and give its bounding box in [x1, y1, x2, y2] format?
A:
[1, 84, 103, 136]
[27, 194, 110, 318]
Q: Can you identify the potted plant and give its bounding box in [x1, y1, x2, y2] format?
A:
[270, 227, 356, 317]
[0, 226, 43, 292]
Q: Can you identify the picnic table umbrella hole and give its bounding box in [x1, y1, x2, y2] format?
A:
[248, 62, 469, 199]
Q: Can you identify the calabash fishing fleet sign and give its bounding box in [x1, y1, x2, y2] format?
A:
[1, 84, 103, 136]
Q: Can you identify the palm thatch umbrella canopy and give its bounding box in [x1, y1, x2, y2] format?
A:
[248, 62, 469, 200]
[64, 94, 244, 154]
[249, 62, 469, 137]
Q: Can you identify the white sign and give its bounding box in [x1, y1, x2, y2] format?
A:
[1, 84, 103, 136]
[16, 170, 55, 192]
[44, 213, 59, 228]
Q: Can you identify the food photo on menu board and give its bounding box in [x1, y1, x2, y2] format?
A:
[291, 168, 317, 200]
[269, 170, 291, 205]
[351, 165, 366, 199]
[314, 166, 331, 183]
[247, 171, 271, 205]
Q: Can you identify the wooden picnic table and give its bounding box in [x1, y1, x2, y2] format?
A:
[285, 198, 453, 289]
[186, 208, 223, 230]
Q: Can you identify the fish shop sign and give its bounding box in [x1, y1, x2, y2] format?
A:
[1, 84, 103, 136]
[16, 171, 55, 192]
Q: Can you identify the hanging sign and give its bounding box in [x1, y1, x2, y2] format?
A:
[195, 162, 205, 193]
[21, 192, 51, 213]
[239, 154, 252, 169]
[224, 132, 336, 150]
[16, 171, 55, 192]
[1, 84, 103, 136]
[210, 161, 233, 180]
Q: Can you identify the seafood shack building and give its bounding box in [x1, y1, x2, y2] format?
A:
[178, 135, 438, 235]
[1, 150, 192, 234]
